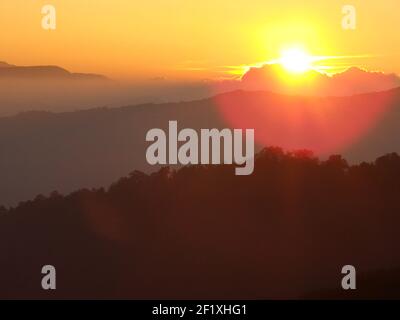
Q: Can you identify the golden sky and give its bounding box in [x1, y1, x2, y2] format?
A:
[0, 0, 399, 80]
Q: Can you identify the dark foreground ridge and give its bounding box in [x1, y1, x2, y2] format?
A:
[1, 147, 400, 299]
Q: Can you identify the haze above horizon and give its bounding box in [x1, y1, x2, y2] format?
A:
[0, 0, 399, 81]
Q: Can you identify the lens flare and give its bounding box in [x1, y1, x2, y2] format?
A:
[214, 90, 394, 156]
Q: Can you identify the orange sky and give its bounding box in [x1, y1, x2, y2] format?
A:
[0, 0, 399, 80]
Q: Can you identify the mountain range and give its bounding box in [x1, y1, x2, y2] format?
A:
[0, 61, 107, 80]
[0, 60, 400, 117]
[0, 87, 400, 206]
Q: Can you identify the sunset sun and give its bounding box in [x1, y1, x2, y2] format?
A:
[279, 48, 313, 74]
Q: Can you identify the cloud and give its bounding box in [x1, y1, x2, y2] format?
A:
[214, 64, 400, 96]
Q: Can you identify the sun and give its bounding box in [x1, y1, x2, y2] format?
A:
[279, 48, 313, 74]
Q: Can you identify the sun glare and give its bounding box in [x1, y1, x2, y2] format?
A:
[279, 48, 313, 74]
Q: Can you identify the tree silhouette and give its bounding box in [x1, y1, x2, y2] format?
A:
[1, 147, 400, 299]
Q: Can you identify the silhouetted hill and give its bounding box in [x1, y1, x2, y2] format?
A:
[0, 61, 114, 115]
[1, 147, 400, 299]
[0, 61, 399, 117]
[0, 61, 14, 68]
[0, 64, 108, 80]
[1, 88, 400, 206]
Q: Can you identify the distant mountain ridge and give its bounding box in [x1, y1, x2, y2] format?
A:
[0, 60, 399, 117]
[0, 61, 108, 80]
[0, 61, 15, 68]
[0, 88, 400, 206]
